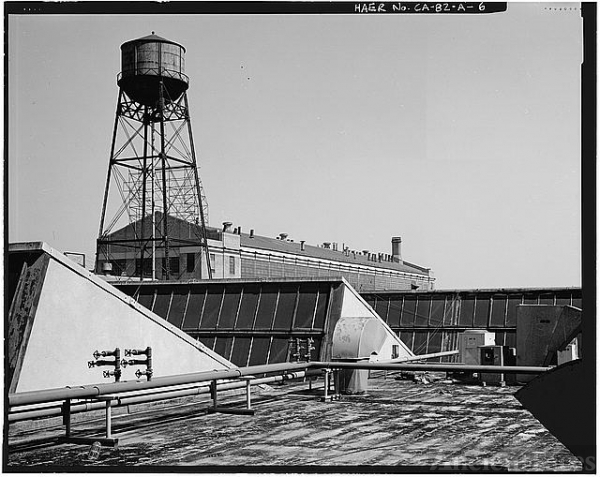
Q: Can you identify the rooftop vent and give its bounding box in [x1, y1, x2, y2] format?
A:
[392, 236, 403, 263]
[323, 242, 331, 249]
[223, 221, 233, 233]
[279, 233, 288, 240]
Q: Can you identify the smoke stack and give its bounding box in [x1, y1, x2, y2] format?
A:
[392, 236, 403, 263]
[223, 221, 233, 233]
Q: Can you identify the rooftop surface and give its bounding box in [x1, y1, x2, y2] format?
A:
[7, 374, 580, 471]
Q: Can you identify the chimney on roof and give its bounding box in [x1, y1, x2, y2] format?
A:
[362, 250, 369, 256]
[392, 236, 403, 264]
[300, 240, 305, 251]
[332, 242, 338, 251]
[223, 221, 233, 233]
[323, 242, 331, 249]
[249, 229, 254, 238]
[279, 233, 288, 240]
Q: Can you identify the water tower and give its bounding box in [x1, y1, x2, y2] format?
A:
[96, 33, 212, 280]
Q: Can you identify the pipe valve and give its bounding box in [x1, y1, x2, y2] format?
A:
[125, 347, 151, 357]
[93, 349, 119, 360]
[135, 368, 153, 380]
[124, 347, 153, 381]
[121, 359, 149, 368]
[103, 369, 122, 380]
[88, 348, 121, 382]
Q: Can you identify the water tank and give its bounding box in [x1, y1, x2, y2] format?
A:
[117, 33, 189, 107]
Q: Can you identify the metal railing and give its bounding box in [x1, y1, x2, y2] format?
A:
[117, 68, 189, 84]
[9, 360, 550, 408]
[7, 359, 553, 446]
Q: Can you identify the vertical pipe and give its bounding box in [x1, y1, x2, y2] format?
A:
[140, 108, 149, 280]
[159, 82, 170, 279]
[151, 121, 156, 281]
[115, 348, 121, 383]
[146, 346, 153, 381]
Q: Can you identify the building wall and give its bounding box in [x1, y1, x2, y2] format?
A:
[98, 237, 242, 281]
[239, 248, 434, 292]
[98, 227, 434, 292]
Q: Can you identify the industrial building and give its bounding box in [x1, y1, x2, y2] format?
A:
[97, 213, 435, 291]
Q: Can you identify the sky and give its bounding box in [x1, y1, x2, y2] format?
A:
[7, 3, 583, 289]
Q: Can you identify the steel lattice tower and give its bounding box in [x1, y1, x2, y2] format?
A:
[96, 33, 212, 280]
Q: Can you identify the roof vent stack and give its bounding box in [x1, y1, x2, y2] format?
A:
[223, 221, 233, 233]
[392, 236, 403, 264]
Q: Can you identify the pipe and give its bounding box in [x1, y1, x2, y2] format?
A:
[311, 361, 551, 374]
[9, 358, 547, 423]
[9, 362, 311, 407]
[385, 350, 460, 363]
[9, 369, 320, 423]
[9, 360, 549, 409]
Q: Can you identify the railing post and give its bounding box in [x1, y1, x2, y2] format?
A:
[322, 369, 330, 401]
[105, 400, 112, 439]
[62, 399, 71, 438]
[211, 380, 218, 409]
[243, 376, 255, 410]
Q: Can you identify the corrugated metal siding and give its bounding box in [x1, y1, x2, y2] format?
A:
[117, 280, 345, 367]
[240, 255, 433, 292]
[361, 288, 582, 360]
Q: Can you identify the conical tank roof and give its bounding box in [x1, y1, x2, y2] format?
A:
[121, 32, 186, 52]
